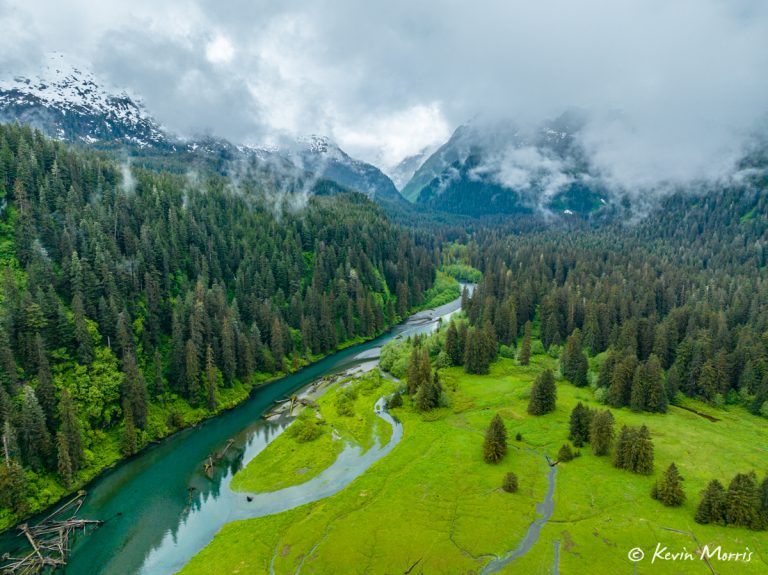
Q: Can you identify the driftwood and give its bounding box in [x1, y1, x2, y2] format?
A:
[0, 493, 101, 574]
[203, 438, 236, 478]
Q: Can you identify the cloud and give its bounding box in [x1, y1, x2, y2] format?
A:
[1, 0, 767, 191]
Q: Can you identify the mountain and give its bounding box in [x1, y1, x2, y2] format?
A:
[278, 135, 405, 204]
[401, 113, 607, 217]
[388, 146, 435, 191]
[0, 53, 167, 148]
[0, 55, 402, 206]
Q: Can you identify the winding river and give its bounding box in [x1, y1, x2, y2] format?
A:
[1, 289, 470, 575]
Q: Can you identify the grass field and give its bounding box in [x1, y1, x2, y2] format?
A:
[181, 354, 768, 575]
[231, 371, 396, 493]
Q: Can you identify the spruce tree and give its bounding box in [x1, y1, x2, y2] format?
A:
[121, 404, 138, 456]
[59, 389, 83, 473]
[651, 463, 686, 507]
[18, 385, 52, 470]
[528, 369, 557, 415]
[56, 431, 74, 486]
[406, 346, 420, 395]
[644, 355, 668, 413]
[445, 322, 461, 366]
[725, 472, 761, 528]
[0, 457, 27, 515]
[613, 425, 634, 470]
[568, 402, 592, 447]
[205, 345, 218, 411]
[633, 425, 654, 475]
[518, 321, 532, 366]
[561, 330, 588, 387]
[34, 334, 57, 432]
[483, 414, 508, 464]
[589, 409, 614, 456]
[695, 479, 727, 525]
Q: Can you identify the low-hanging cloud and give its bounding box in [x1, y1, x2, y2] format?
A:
[2, 0, 768, 193]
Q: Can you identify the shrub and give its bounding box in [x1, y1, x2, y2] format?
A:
[387, 392, 403, 409]
[558, 444, 574, 462]
[502, 472, 519, 493]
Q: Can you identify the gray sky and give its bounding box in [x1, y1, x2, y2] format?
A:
[2, 0, 768, 184]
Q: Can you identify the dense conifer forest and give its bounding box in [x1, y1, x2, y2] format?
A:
[0, 124, 436, 524]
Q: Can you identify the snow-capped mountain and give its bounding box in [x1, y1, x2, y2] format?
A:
[276, 135, 404, 203]
[0, 54, 403, 205]
[401, 112, 607, 216]
[0, 53, 167, 147]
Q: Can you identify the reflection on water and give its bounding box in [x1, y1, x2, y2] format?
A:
[140, 399, 402, 575]
[0, 286, 472, 575]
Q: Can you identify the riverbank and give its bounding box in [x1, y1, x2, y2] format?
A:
[181, 354, 768, 574]
[231, 370, 397, 493]
[0, 276, 466, 534]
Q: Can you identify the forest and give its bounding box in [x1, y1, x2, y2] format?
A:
[1, 121, 767, 572]
[0, 124, 437, 527]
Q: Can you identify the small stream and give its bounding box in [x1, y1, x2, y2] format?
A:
[481, 456, 558, 574]
[139, 398, 403, 575]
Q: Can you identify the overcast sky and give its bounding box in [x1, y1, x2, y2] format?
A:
[2, 0, 768, 183]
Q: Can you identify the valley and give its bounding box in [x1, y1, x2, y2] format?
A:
[0, 8, 767, 573]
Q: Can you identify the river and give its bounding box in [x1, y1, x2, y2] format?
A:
[1, 288, 470, 575]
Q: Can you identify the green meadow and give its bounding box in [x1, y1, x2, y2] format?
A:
[181, 354, 768, 575]
[231, 371, 396, 493]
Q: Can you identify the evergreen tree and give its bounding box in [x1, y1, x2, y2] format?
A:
[518, 321, 532, 366]
[644, 355, 668, 413]
[633, 425, 654, 475]
[18, 386, 52, 470]
[502, 471, 518, 493]
[561, 330, 588, 387]
[0, 457, 27, 515]
[34, 334, 57, 432]
[589, 409, 614, 456]
[56, 431, 74, 486]
[695, 479, 727, 525]
[568, 402, 592, 447]
[725, 472, 761, 528]
[558, 443, 574, 462]
[406, 346, 421, 395]
[483, 414, 507, 464]
[608, 355, 637, 408]
[528, 369, 557, 415]
[205, 345, 218, 411]
[121, 404, 138, 456]
[58, 389, 83, 473]
[613, 425, 635, 470]
[445, 322, 461, 366]
[651, 463, 686, 507]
